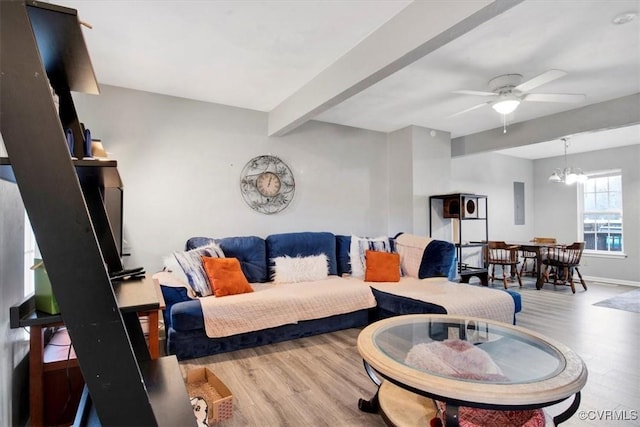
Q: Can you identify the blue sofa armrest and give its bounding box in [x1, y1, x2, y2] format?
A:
[503, 289, 522, 324]
[159, 285, 191, 330]
[419, 240, 456, 279]
[170, 299, 205, 332]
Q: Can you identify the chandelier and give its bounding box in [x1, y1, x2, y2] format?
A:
[548, 138, 588, 185]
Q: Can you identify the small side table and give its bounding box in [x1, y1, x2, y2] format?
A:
[10, 277, 163, 426]
[137, 279, 166, 359]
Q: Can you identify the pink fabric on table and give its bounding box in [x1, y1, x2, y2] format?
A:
[405, 339, 546, 427]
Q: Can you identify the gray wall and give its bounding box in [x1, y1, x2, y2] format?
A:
[387, 127, 414, 235]
[451, 151, 535, 243]
[449, 152, 535, 269]
[387, 125, 453, 239]
[412, 126, 452, 237]
[0, 179, 30, 426]
[73, 85, 392, 272]
[533, 144, 640, 284]
[449, 145, 640, 284]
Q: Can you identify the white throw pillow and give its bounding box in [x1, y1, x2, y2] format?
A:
[349, 235, 391, 278]
[272, 254, 329, 284]
[162, 254, 189, 283]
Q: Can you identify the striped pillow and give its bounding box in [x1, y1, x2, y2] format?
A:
[349, 235, 391, 278]
[173, 243, 225, 297]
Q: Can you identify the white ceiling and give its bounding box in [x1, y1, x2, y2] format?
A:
[55, 0, 640, 159]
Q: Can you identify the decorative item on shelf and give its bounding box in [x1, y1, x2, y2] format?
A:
[548, 137, 588, 185]
[91, 139, 109, 160]
[49, 82, 59, 114]
[91, 139, 108, 159]
[31, 258, 60, 314]
[240, 155, 295, 214]
[83, 128, 93, 159]
[65, 129, 77, 160]
[443, 196, 478, 219]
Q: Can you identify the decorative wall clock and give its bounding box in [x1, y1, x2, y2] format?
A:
[240, 155, 295, 214]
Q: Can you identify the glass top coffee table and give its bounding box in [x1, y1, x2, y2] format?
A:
[357, 314, 587, 426]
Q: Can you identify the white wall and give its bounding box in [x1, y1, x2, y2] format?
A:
[387, 127, 413, 235]
[412, 126, 452, 237]
[447, 151, 535, 270]
[73, 86, 390, 272]
[451, 151, 535, 242]
[534, 144, 640, 284]
[386, 125, 453, 238]
[0, 180, 30, 426]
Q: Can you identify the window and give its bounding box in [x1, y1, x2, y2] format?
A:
[580, 171, 623, 253]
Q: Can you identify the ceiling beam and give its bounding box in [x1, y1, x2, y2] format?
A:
[268, 0, 525, 137]
[451, 94, 640, 157]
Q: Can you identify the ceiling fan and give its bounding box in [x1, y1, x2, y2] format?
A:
[449, 69, 586, 118]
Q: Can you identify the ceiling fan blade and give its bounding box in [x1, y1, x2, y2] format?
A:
[446, 101, 491, 118]
[515, 69, 567, 92]
[524, 93, 585, 103]
[453, 90, 497, 97]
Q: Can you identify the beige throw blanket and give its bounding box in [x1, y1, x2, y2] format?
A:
[394, 233, 432, 278]
[199, 276, 377, 338]
[364, 276, 515, 324]
[152, 271, 198, 299]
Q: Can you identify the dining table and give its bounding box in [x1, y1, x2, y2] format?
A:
[507, 241, 559, 290]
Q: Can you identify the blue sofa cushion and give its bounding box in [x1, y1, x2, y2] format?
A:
[266, 232, 338, 276]
[186, 236, 268, 283]
[335, 235, 351, 276]
[217, 236, 268, 283]
[419, 239, 456, 279]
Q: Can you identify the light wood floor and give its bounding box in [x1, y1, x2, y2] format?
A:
[179, 279, 640, 426]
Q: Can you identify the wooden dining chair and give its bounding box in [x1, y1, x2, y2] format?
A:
[485, 241, 522, 288]
[520, 237, 557, 277]
[542, 242, 587, 293]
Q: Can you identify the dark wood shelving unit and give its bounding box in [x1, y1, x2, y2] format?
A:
[1, 1, 194, 425]
[429, 193, 489, 285]
[2, 157, 125, 272]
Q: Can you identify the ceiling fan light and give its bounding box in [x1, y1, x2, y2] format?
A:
[492, 99, 520, 115]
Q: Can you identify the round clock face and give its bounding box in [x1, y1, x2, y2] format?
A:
[256, 172, 281, 197]
[240, 155, 295, 214]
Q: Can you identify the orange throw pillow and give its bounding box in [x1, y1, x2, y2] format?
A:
[365, 250, 400, 282]
[202, 256, 253, 297]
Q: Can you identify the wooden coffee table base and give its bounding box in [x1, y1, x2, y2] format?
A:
[379, 381, 438, 427]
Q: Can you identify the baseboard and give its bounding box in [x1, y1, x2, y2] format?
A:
[583, 275, 640, 288]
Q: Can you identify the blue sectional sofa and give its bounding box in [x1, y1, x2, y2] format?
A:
[158, 231, 521, 360]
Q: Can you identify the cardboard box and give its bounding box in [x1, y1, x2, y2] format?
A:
[33, 259, 60, 314]
[186, 367, 233, 424]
